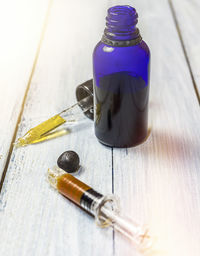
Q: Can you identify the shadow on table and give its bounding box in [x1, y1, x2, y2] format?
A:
[141, 129, 200, 165]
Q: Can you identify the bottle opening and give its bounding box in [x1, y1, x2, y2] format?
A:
[104, 5, 140, 41]
[108, 5, 137, 18]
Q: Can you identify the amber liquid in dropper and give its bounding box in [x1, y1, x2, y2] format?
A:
[16, 114, 66, 147]
[15, 94, 93, 147]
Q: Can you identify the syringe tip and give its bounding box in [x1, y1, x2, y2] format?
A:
[47, 167, 66, 189]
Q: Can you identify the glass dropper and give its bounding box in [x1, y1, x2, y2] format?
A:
[47, 167, 154, 253]
[14, 94, 93, 147]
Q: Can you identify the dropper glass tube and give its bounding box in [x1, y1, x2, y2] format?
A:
[47, 167, 153, 253]
[15, 94, 93, 147]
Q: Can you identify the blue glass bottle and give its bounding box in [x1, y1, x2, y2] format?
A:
[93, 5, 150, 148]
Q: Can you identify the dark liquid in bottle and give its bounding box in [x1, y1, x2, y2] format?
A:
[94, 72, 149, 148]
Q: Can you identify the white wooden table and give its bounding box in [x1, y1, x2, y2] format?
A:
[0, 0, 200, 255]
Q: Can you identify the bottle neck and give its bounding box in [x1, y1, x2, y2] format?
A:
[102, 5, 142, 47]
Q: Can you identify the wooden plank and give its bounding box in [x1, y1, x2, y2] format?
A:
[0, 1, 114, 256]
[1, 1, 200, 256]
[110, 0, 200, 255]
[0, 0, 50, 180]
[169, 0, 200, 100]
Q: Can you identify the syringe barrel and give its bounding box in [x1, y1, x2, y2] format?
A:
[47, 167, 153, 252]
[48, 167, 103, 215]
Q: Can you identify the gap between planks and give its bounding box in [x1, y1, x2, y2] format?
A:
[1, 1, 198, 255]
[111, 147, 115, 256]
[168, 0, 200, 105]
[0, 0, 54, 193]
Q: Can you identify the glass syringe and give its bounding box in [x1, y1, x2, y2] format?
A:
[47, 167, 154, 253]
[15, 91, 93, 147]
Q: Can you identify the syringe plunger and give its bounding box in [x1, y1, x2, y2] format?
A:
[47, 167, 153, 252]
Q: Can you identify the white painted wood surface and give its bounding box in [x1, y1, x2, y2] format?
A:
[112, 0, 200, 255]
[0, 0, 50, 179]
[0, 1, 113, 256]
[0, 0, 200, 256]
[171, 0, 200, 96]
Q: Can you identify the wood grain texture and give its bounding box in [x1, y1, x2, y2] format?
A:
[111, 0, 200, 255]
[0, 1, 113, 256]
[1, 0, 200, 256]
[0, 0, 50, 180]
[170, 0, 200, 98]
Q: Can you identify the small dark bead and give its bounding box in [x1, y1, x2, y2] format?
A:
[57, 151, 80, 173]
